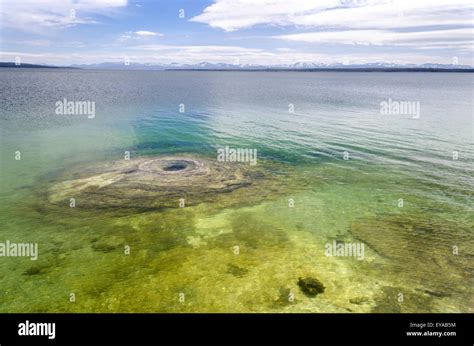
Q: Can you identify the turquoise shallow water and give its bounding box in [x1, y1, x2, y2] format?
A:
[0, 69, 473, 312]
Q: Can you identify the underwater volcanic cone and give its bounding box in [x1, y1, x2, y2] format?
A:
[46, 156, 265, 210]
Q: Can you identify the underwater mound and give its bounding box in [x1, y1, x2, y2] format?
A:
[350, 214, 473, 300]
[46, 156, 270, 210]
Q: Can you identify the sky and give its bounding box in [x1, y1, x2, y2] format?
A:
[0, 0, 473, 66]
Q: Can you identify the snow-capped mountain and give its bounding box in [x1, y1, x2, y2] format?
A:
[66, 61, 473, 70]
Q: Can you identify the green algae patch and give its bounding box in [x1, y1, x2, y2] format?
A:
[2, 154, 472, 313]
[350, 213, 474, 311]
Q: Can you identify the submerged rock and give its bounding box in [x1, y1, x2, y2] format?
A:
[91, 236, 125, 253]
[415, 287, 452, 298]
[23, 266, 42, 276]
[227, 264, 249, 278]
[349, 296, 370, 305]
[350, 214, 473, 285]
[46, 156, 267, 210]
[351, 214, 473, 311]
[297, 276, 325, 297]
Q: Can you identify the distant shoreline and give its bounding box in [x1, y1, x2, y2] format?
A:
[1, 63, 472, 72]
[0, 62, 76, 69]
[166, 68, 474, 73]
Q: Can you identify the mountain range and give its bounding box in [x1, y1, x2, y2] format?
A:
[2, 61, 472, 71]
[70, 61, 473, 70]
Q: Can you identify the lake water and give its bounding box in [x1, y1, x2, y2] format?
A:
[0, 69, 473, 312]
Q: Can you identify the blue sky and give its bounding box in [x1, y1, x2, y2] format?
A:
[1, 0, 473, 66]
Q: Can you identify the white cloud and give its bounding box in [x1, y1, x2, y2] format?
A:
[191, 0, 473, 32]
[191, 0, 339, 32]
[2, 45, 468, 66]
[129, 45, 270, 64]
[0, 0, 127, 31]
[119, 31, 163, 41]
[293, 0, 474, 30]
[21, 40, 53, 47]
[275, 28, 474, 51]
[191, 0, 473, 55]
[134, 31, 162, 37]
[135, 45, 262, 53]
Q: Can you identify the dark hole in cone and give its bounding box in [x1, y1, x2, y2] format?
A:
[163, 162, 188, 171]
